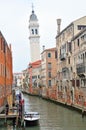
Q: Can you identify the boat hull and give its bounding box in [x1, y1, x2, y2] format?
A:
[24, 112, 40, 127]
[24, 119, 39, 126]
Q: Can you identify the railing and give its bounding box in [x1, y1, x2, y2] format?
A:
[76, 62, 86, 75]
[60, 53, 66, 60]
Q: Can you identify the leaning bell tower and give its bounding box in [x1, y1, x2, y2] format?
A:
[29, 5, 40, 62]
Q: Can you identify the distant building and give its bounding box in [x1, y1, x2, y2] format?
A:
[28, 60, 41, 94]
[22, 69, 29, 92]
[0, 31, 13, 106]
[41, 47, 57, 87]
[13, 72, 22, 88]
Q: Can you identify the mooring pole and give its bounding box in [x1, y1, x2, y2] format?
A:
[21, 99, 24, 127]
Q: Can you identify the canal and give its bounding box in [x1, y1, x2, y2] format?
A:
[0, 93, 86, 130]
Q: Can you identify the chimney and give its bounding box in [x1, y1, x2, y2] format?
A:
[42, 45, 45, 51]
[57, 19, 61, 35]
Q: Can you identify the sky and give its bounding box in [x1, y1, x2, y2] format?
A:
[0, 0, 86, 73]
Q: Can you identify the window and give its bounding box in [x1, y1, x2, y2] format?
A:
[48, 72, 51, 78]
[81, 79, 86, 88]
[35, 29, 38, 34]
[63, 71, 66, 78]
[76, 80, 80, 87]
[68, 57, 70, 64]
[60, 44, 66, 60]
[48, 63, 51, 69]
[48, 53, 51, 58]
[48, 80, 51, 86]
[32, 29, 34, 34]
[85, 52, 86, 58]
[67, 42, 72, 52]
[77, 39, 80, 46]
[77, 25, 86, 30]
[55, 51, 57, 59]
[61, 44, 66, 54]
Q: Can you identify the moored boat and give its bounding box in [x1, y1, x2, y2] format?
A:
[24, 112, 40, 126]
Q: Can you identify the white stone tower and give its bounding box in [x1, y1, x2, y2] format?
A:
[29, 6, 40, 62]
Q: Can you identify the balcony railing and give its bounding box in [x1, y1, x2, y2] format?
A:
[60, 53, 66, 60]
[76, 62, 86, 75]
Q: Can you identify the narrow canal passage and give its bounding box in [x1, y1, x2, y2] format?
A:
[0, 93, 86, 130]
[23, 93, 86, 130]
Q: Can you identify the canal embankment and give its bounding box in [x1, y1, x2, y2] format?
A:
[22, 90, 86, 117]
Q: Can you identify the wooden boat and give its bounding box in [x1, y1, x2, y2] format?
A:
[24, 112, 40, 126]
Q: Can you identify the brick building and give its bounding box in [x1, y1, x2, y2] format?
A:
[41, 47, 57, 98]
[0, 31, 13, 107]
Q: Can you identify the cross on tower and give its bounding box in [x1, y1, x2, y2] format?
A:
[32, 3, 34, 11]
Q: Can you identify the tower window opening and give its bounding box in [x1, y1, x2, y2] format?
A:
[32, 29, 34, 34]
[35, 29, 38, 34]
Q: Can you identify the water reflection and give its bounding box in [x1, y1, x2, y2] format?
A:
[0, 126, 40, 130]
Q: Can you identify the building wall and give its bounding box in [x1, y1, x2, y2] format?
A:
[41, 51, 47, 87]
[73, 16, 86, 35]
[72, 29, 86, 101]
[56, 16, 86, 105]
[13, 73, 22, 88]
[41, 48, 57, 88]
[28, 60, 41, 94]
[0, 31, 13, 106]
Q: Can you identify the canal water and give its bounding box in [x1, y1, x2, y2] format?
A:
[0, 93, 86, 130]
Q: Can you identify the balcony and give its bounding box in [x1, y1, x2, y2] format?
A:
[41, 75, 46, 78]
[60, 53, 66, 60]
[76, 62, 86, 76]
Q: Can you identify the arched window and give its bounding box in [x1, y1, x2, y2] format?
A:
[85, 52, 86, 58]
[48, 53, 51, 58]
[32, 29, 34, 34]
[35, 29, 38, 34]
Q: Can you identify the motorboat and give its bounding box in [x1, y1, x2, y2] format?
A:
[24, 112, 40, 126]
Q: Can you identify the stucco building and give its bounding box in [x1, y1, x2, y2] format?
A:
[72, 28, 86, 105]
[56, 16, 86, 104]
